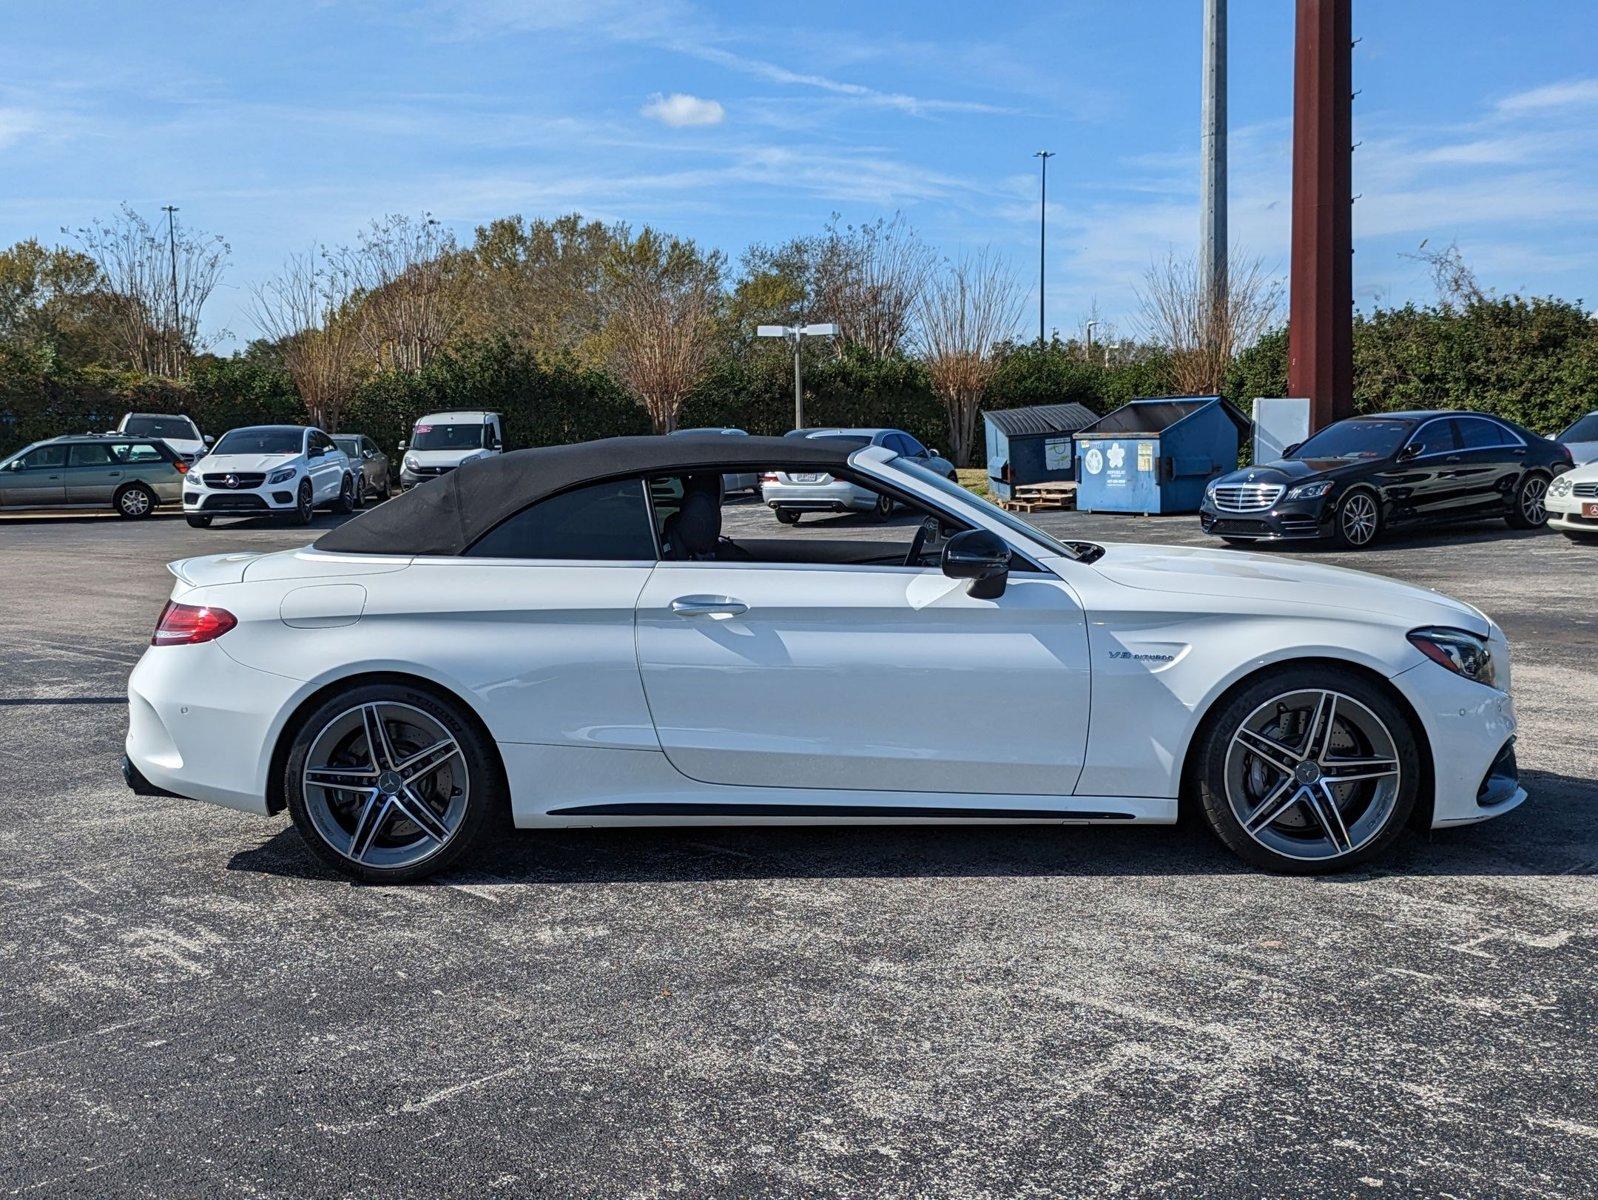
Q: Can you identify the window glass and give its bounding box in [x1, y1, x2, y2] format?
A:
[124, 442, 165, 462]
[333, 436, 361, 458]
[213, 427, 304, 456]
[467, 478, 656, 560]
[1291, 419, 1412, 460]
[68, 442, 117, 466]
[900, 434, 929, 457]
[121, 415, 199, 440]
[1455, 418, 1514, 450]
[16, 444, 68, 470]
[413, 422, 488, 451]
[1560, 414, 1598, 442]
[1408, 420, 1461, 455]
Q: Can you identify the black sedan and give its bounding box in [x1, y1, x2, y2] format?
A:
[1200, 410, 1574, 549]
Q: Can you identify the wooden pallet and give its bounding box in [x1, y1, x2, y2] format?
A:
[999, 482, 1077, 513]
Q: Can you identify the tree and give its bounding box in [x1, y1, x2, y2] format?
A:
[604, 229, 724, 433]
[0, 239, 112, 368]
[70, 206, 228, 378]
[249, 251, 362, 431]
[1137, 251, 1281, 394]
[342, 214, 459, 373]
[915, 250, 1022, 465]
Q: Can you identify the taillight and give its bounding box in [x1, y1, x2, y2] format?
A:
[152, 601, 237, 646]
[175, 459, 189, 474]
[760, 472, 780, 482]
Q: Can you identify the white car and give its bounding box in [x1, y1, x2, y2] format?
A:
[763, 428, 955, 523]
[1546, 459, 1598, 539]
[183, 425, 355, 528]
[117, 412, 211, 461]
[126, 434, 1523, 883]
[399, 410, 503, 488]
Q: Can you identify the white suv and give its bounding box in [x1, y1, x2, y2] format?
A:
[184, 425, 354, 528]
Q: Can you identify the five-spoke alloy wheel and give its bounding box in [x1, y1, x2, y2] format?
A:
[1197, 666, 1419, 872]
[285, 683, 504, 882]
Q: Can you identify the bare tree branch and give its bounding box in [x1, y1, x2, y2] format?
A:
[340, 214, 459, 373]
[915, 249, 1022, 466]
[1136, 250, 1281, 394]
[249, 251, 361, 431]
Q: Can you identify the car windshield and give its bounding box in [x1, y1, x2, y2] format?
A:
[1289, 419, 1410, 460]
[1560, 414, 1598, 442]
[122, 415, 199, 439]
[412, 422, 485, 450]
[212, 428, 303, 456]
[883, 456, 1090, 560]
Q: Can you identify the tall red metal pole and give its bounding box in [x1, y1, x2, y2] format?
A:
[1288, 0, 1353, 431]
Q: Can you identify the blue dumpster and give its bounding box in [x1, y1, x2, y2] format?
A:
[1073, 395, 1249, 514]
[982, 403, 1099, 502]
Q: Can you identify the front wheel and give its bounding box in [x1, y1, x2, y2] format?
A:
[292, 479, 315, 525]
[1332, 489, 1381, 549]
[185, 513, 212, 528]
[331, 473, 356, 515]
[284, 683, 506, 883]
[1506, 473, 1549, 529]
[115, 482, 156, 519]
[1196, 665, 1420, 873]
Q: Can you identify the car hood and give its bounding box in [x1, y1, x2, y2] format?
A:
[407, 448, 486, 467]
[1213, 457, 1381, 486]
[196, 452, 300, 473]
[1090, 542, 1491, 634]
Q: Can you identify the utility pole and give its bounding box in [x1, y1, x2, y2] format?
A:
[1034, 150, 1054, 345]
[1288, 0, 1354, 430]
[1200, 0, 1227, 328]
[756, 323, 837, 429]
[161, 205, 180, 377]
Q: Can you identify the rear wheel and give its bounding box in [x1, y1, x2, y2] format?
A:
[1196, 665, 1419, 873]
[115, 482, 156, 519]
[775, 508, 801, 525]
[872, 492, 895, 521]
[1506, 472, 1549, 529]
[285, 683, 505, 883]
[185, 513, 212, 528]
[1332, 489, 1381, 549]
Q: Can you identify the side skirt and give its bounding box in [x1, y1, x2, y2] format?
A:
[547, 801, 1135, 821]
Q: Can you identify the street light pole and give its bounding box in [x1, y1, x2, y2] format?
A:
[1033, 150, 1054, 345]
[756, 322, 837, 429]
[161, 205, 180, 376]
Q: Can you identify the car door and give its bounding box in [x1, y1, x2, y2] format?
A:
[0, 444, 68, 507]
[635, 557, 1092, 797]
[1387, 418, 1461, 523]
[1452, 416, 1525, 515]
[64, 441, 123, 502]
[308, 432, 341, 501]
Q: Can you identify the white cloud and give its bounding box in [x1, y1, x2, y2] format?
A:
[641, 92, 725, 128]
[1496, 78, 1598, 114]
[0, 106, 40, 151]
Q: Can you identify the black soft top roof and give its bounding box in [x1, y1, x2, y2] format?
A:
[315, 434, 855, 556]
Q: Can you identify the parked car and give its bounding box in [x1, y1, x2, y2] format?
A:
[332, 434, 391, 506]
[0, 433, 187, 518]
[1200, 410, 1573, 548]
[764, 427, 955, 523]
[1546, 459, 1598, 540]
[116, 412, 211, 461]
[1556, 411, 1598, 465]
[125, 433, 1523, 884]
[183, 425, 354, 528]
[668, 426, 758, 494]
[399, 410, 503, 488]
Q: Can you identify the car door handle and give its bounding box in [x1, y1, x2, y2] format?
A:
[669, 595, 749, 617]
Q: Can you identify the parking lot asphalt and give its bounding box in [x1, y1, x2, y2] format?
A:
[2, 500, 1595, 1198]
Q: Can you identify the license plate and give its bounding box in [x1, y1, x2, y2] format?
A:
[792, 473, 824, 484]
[1583, 502, 1598, 518]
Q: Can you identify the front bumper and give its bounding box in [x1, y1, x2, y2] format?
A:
[401, 465, 456, 488]
[184, 485, 299, 513]
[1389, 655, 1525, 828]
[1200, 496, 1333, 541]
[762, 479, 875, 513]
[1546, 491, 1598, 533]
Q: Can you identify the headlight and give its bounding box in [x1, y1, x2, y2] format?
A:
[404, 455, 420, 471]
[267, 467, 297, 485]
[1408, 627, 1499, 689]
[1286, 480, 1333, 500]
[1205, 479, 1220, 497]
[1550, 475, 1573, 497]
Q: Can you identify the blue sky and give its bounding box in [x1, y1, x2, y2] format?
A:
[3, 1, 1594, 351]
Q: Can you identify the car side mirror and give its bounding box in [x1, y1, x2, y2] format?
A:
[1282, 441, 1301, 457]
[203, 434, 214, 445]
[929, 448, 941, 458]
[1399, 442, 1422, 461]
[941, 529, 1011, 599]
[397, 440, 408, 452]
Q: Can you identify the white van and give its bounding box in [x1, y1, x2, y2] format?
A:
[398, 411, 504, 488]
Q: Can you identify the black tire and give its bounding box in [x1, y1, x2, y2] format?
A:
[1331, 488, 1382, 549]
[872, 492, 895, 521]
[114, 482, 157, 519]
[185, 513, 212, 528]
[380, 476, 392, 500]
[775, 508, 801, 525]
[1220, 537, 1257, 547]
[1195, 664, 1420, 874]
[292, 479, 315, 525]
[351, 474, 367, 510]
[1506, 472, 1550, 529]
[284, 681, 507, 884]
[331, 473, 356, 515]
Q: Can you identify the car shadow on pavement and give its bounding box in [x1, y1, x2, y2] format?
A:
[1224, 521, 1555, 553]
[226, 768, 1592, 886]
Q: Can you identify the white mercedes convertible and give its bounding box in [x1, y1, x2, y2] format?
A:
[124, 434, 1524, 882]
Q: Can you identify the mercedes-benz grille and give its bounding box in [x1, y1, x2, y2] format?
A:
[201, 472, 267, 489]
[1212, 483, 1285, 512]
